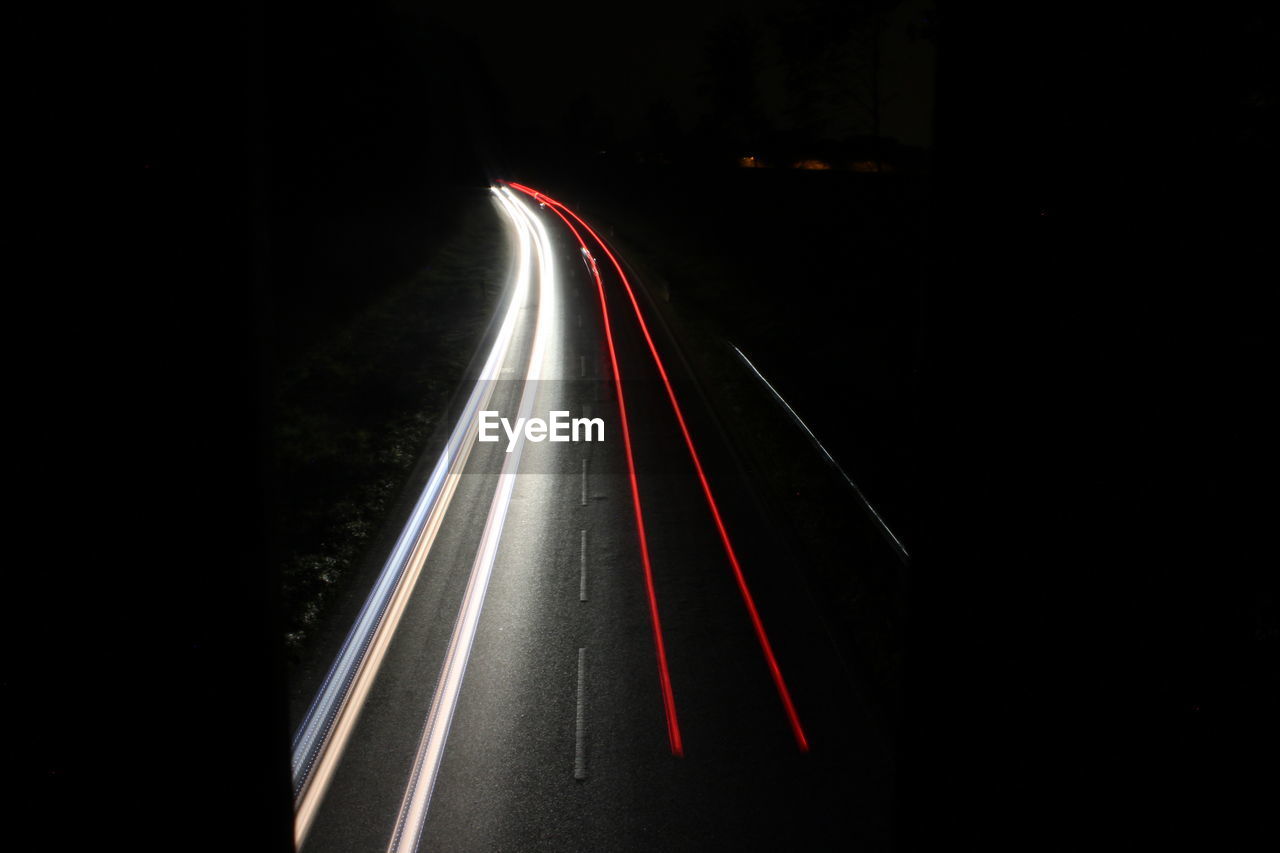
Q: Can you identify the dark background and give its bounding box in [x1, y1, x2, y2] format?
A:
[905, 7, 1275, 850]
[12, 2, 1274, 850]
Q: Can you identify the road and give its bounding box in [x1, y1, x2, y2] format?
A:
[291, 185, 895, 851]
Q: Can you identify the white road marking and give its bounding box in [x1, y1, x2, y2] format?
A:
[580, 458, 588, 506]
[579, 529, 588, 602]
[574, 648, 588, 780]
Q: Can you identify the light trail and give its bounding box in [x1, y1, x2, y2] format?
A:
[291, 187, 534, 848]
[731, 343, 910, 566]
[507, 183, 809, 752]
[535, 198, 684, 756]
[386, 187, 559, 853]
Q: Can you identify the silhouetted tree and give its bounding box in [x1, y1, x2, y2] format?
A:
[773, 0, 908, 167]
[696, 15, 770, 156]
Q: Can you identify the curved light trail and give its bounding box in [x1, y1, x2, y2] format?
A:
[538, 202, 683, 755]
[386, 187, 559, 853]
[507, 182, 810, 753]
[291, 187, 536, 848]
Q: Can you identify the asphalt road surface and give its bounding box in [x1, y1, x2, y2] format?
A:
[292, 185, 894, 852]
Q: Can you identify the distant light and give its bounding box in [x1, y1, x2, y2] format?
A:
[793, 159, 831, 170]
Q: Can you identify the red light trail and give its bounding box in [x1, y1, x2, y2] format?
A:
[509, 182, 810, 753]
[537, 198, 684, 757]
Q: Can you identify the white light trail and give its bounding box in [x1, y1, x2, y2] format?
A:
[386, 187, 559, 853]
[291, 188, 535, 848]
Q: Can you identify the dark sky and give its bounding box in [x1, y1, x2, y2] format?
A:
[430, 0, 935, 149]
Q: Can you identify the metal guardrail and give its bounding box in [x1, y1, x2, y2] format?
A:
[730, 343, 911, 568]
